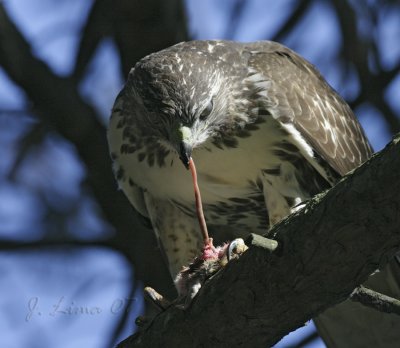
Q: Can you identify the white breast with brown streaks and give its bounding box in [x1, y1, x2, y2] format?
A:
[108, 113, 326, 234]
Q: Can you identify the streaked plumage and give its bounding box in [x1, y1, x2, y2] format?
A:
[109, 40, 371, 273]
[108, 40, 400, 347]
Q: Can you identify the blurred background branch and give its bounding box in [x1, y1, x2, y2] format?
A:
[0, 0, 179, 300]
[0, 0, 399, 347]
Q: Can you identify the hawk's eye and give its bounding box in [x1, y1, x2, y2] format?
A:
[199, 99, 213, 121]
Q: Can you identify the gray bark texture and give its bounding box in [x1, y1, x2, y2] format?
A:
[118, 133, 400, 347]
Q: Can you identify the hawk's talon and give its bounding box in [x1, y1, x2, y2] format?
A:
[175, 238, 248, 304]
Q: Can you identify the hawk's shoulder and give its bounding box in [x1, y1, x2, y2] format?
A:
[241, 41, 373, 176]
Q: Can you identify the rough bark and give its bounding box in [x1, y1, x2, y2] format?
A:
[118, 133, 400, 347]
[350, 285, 400, 316]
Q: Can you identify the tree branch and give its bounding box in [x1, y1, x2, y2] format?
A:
[118, 133, 400, 347]
[332, 0, 400, 134]
[73, 0, 189, 80]
[350, 285, 400, 316]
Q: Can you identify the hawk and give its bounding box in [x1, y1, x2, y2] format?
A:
[108, 40, 400, 346]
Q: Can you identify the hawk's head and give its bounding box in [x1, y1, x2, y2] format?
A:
[125, 41, 252, 168]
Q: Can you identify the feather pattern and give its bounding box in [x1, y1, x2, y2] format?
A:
[108, 40, 373, 275]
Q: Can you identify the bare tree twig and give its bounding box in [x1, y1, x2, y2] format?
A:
[350, 285, 400, 316]
[8, 121, 48, 181]
[73, 0, 113, 81]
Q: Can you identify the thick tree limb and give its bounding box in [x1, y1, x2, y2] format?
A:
[118, 134, 400, 347]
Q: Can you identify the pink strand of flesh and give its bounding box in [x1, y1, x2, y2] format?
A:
[188, 157, 211, 245]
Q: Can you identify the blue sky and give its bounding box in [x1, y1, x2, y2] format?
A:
[0, 1, 398, 347]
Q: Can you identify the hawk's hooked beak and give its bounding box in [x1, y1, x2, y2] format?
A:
[179, 141, 192, 169]
[177, 126, 193, 169]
